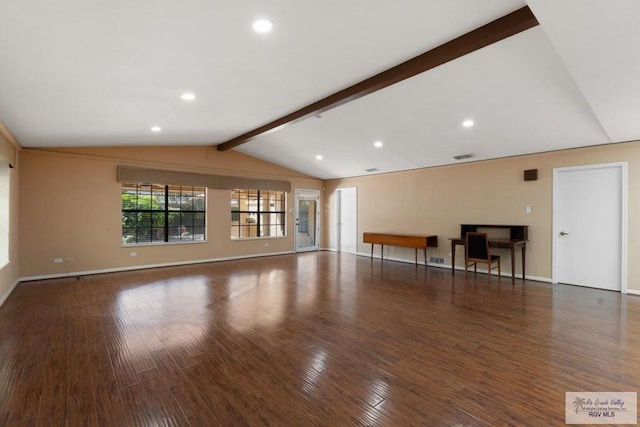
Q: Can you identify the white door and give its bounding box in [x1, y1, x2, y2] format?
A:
[553, 163, 627, 292]
[337, 187, 357, 254]
[295, 190, 320, 252]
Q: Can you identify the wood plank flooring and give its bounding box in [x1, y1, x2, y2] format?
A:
[1, 252, 639, 426]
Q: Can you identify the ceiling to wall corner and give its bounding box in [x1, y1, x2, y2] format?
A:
[0, 1, 639, 179]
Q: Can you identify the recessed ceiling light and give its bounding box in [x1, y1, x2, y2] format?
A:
[374, 141, 383, 148]
[180, 92, 196, 101]
[462, 119, 474, 128]
[315, 155, 323, 160]
[253, 19, 273, 33]
[150, 126, 162, 132]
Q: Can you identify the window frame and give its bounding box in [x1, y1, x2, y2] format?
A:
[122, 183, 206, 246]
[230, 189, 286, 240]
[0, 159, 9, 267]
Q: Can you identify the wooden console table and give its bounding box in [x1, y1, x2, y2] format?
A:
[450, 224, 528, 283]
[363, 232, 438, 267]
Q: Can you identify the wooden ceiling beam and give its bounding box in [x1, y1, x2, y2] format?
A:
[216, 6, 539, 151]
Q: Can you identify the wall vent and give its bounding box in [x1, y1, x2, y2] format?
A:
[365, 168, 380, 173]
[453, 153, 476, 160]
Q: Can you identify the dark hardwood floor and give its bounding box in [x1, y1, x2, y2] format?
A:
[1, 252, 639, 426]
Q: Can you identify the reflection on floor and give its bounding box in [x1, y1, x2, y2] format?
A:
[1, 252, 639, 425]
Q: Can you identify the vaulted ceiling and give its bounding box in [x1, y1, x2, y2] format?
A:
[1, 1, 639, 179]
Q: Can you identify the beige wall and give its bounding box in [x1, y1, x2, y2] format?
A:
[18, 146, 322, 278]
[14, 140, 640, 291]
[324, 141, 640, 291]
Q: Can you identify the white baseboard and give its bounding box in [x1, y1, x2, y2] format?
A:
[17, 249, 633, 293]
[19, 251, 295, 283]
[0, 278, 20, 307]
[355, 251, 552, 283]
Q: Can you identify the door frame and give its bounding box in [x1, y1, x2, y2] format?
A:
[294, 189, 320, 252]
[552, 162, 628, 292]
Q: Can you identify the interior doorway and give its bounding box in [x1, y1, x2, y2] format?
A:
[295, 189, 320, 252]
[553, 162, 627, 292]
[337, 187, 357, 254]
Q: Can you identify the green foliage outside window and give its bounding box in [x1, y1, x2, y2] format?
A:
[122, 183, 206, 245]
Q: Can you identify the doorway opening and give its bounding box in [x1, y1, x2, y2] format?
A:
[336, 187, 357, 254]
[295, 189, 320, 252]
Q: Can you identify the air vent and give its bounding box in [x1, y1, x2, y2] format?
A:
[453, 153, 476, 160]
[365, 168, 380, 173]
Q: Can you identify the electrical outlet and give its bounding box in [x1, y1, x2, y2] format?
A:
[54, 258, 63, 264]
[130, 252, 137, 257]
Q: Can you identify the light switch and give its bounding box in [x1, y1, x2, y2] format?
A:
[525, 206, 532, 214]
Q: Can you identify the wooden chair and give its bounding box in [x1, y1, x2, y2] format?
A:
[465, 232, 501, 281]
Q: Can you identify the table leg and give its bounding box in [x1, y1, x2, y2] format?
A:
[510, 246, 516, 284]
[370, 244, 374, 260]
[424, 247, 428, 268]
[381, 245, 384, 261]
[521, 244, 526, 281]
[414, 248, 418, 266]
[451, 240, 456, 275]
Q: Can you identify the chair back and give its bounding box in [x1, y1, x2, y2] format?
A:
[466, 232, 490, 261]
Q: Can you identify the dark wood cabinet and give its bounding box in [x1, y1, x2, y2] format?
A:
[460, 224, 528, 241]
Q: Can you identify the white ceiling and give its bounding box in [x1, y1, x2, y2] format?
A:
[1, 1, 639, 179]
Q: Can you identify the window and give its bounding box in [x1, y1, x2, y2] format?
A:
[122, 183, 206, 245]
[0, 159, 8, 266]
[230, 189, 286, 239]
